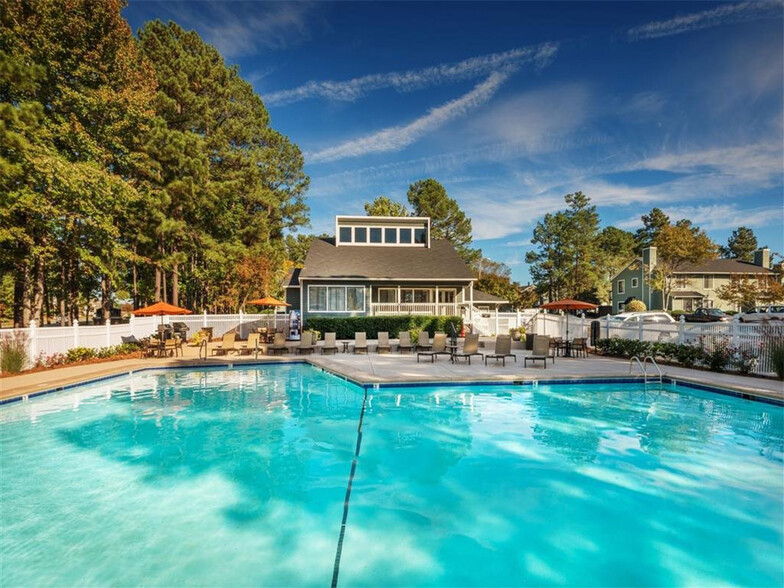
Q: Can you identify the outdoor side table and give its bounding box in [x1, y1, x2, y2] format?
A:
[341, 341, 350, 353]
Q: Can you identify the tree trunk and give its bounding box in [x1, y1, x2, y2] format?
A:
[132, 244, 139, 309]
[101, 274, 112, 320]
[155, 266, 162, 302]
[162, 268, 168, 303]
[13, 264, 27, 327]
[172, 260, 179, 307]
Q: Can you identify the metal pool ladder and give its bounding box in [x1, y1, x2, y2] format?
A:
[629, 355, 664, 384]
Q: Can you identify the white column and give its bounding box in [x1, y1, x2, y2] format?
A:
[397, 285, 401, 313]
[29, 319, 37, 360]
[105, 318, 111, 348]
[435, 286, 439, 315]
[469, 283, 474, 321]
[73, 319, 80, 347]
[678, 315, 685, 345]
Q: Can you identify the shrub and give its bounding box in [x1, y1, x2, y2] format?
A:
[669, 310, 687, 318]
[625, 299, 647, 312]
[305, 315, 463, 339]
[66, 347, 96, 363]
[767, 340, 784, 380]
[704, 343, 733, 372]
[0, 333, 28, 373]
[732, 347, 759, 375]
[304, 329, 321, 341]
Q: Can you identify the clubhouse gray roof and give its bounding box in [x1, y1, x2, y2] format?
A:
[298, 238, 474, 281]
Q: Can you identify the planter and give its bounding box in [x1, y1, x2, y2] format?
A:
[525, 333, 534, 350]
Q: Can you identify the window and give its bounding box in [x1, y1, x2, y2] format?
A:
[369, 228, 382, 243]
[309, 285, 365, 312]
[414, 228, 427, 244]
[617, 279, 625, 295]
[378, 288, 397, 303]
[399, 228, 412, 243]
[703, 275, 714, 289]
[339, 226, 352, 243]
[631, 278, 639, 288]
[384, 228, 397, 243]
[354, 227, 367, 243]
[438, 289, 456, 303]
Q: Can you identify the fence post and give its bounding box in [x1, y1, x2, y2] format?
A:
[494, 311, 499, 336]
[638, 317, 644, 342]
[73, 319, 80, 347]
[731, 315, 740, 348]
[105, 318, 111, 348]
[678, 315, 685, 345]
[239, 309, 244, 338]
[129, 314, 135, 338]
[604, 316, 609, 339]
[516, 310, 521, 329]
[202, 310, 208, 328]
[29, 319, 37, 361]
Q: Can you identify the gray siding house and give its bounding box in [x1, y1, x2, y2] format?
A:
[284, 215, 495, 325]
[611, 246, 775, 312]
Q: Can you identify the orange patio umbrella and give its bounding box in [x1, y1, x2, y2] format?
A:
[133, 301, 193, 325]
[539, 298, 598, 348]
[246, 296, 290, 307]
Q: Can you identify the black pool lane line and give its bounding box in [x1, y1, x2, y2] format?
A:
[331, 388, 369, 588]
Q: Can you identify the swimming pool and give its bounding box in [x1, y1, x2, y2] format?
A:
[1, 364, 782, 586]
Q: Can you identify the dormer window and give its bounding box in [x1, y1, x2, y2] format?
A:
[335, 215, 430, 247]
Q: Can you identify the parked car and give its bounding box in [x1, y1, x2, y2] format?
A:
[683, 308, 730, 323]
[601, 311, 676, 324]
[737, 305, 784, 322]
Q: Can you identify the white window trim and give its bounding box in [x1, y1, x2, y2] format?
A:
[336, 225, 428, 247]
[617, 279, 626, 295]
[308, 285, 366, 313]
[703, 275, 714, 289]
[377, 287, 398, 303]
[630, 278, 639, 288]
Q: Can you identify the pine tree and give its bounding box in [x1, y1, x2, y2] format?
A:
[720, 227, 758, 261]
[364, 196, 409, 217]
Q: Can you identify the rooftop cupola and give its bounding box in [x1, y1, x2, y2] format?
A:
[335, 215, 430, 247]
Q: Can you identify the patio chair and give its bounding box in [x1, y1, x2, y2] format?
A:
[321, 332, 339, 355]
[485, 335, 516, 366]
[211, 333, 236, 356]
[353, 332, 368, 354]
[550, 337, 564, 357]
[121, 335, 141, 345]
[417, 333, 451, 363]
[296, 332, 315, 355]
[397, 331, 414, 353]
[417, 331, 432, 351]
[376, 331, 391, 353]
[143, 337, 162, 358]
[572, 337, 588, 358]
[452, 334, 483, 365]
[238, 333, 260, 357]
[268, 332, 289, 355]
[525, 335, 554, 369]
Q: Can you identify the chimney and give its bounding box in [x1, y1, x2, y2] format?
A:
[753, 247, 770, 268]
[642, 246, 657, 269]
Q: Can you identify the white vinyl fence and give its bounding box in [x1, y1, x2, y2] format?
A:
[529, 313, 784, 376]
[0, 312, 289, 365]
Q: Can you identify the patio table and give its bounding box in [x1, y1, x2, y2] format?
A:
[340, 341, 351, 353]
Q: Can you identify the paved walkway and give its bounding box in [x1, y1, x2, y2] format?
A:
[2, 339, 782, 403]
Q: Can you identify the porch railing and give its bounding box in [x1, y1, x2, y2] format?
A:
[370, 303, 459, 316]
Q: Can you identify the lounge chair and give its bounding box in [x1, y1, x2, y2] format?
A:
[525, 335, 554, 368]
[238, 333, 260, 357]
[417, 333, 451, 363]
[121, 335, 141, 345]
[212, 332, 236, 356]
[397, 331, 414, 353]
[321, 332, 339, 355]
[417, 331, 431, 351]
[353, 332, 368, 354]
[296, 332, 315, 355]
[452, 334, 483, 365]
[268, 332, 288, 355]
[485, 335, 515, 366]
[376, 331, 391, 353]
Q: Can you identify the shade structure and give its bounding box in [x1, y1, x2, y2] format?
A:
[247, 296, 290, 307]
[132, 302, 193, 316]
[539, 299, 599, 311]
[539, 299, 598, 354]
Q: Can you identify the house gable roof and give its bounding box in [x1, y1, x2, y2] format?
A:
[472, 289, 507, 303]
[298, 238, 474, 281]
[676, 258, 773, 274]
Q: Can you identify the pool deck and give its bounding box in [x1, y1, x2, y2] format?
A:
[2, 339, 782, 404]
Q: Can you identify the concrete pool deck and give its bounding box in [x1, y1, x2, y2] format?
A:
[2, 339, 782, 404]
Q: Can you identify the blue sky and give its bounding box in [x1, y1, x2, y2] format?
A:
[124, 1, 784, 283]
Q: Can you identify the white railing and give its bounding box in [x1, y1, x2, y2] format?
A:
[370, 303, 458, 316]
[0, 312, 289, 366]
[528, 313, 784, 376]
[468, 310, 538, 336]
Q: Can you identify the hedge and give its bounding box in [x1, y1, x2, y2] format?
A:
[304, 315, 463, 339]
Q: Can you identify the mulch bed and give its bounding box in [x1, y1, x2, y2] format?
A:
[0, 352, 144, 378]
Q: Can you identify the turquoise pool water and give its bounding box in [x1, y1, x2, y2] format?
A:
[1, 365, 782, 586]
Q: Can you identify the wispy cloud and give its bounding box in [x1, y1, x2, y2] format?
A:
[306, 71, 513, 163]
[158, 2, 320, 57]
[265, 43, 558, 105]
[628, 1, 781, 41]
[616, 204, 784, 231]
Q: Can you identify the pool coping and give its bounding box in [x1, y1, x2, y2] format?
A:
[1, 356, 781, 407]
